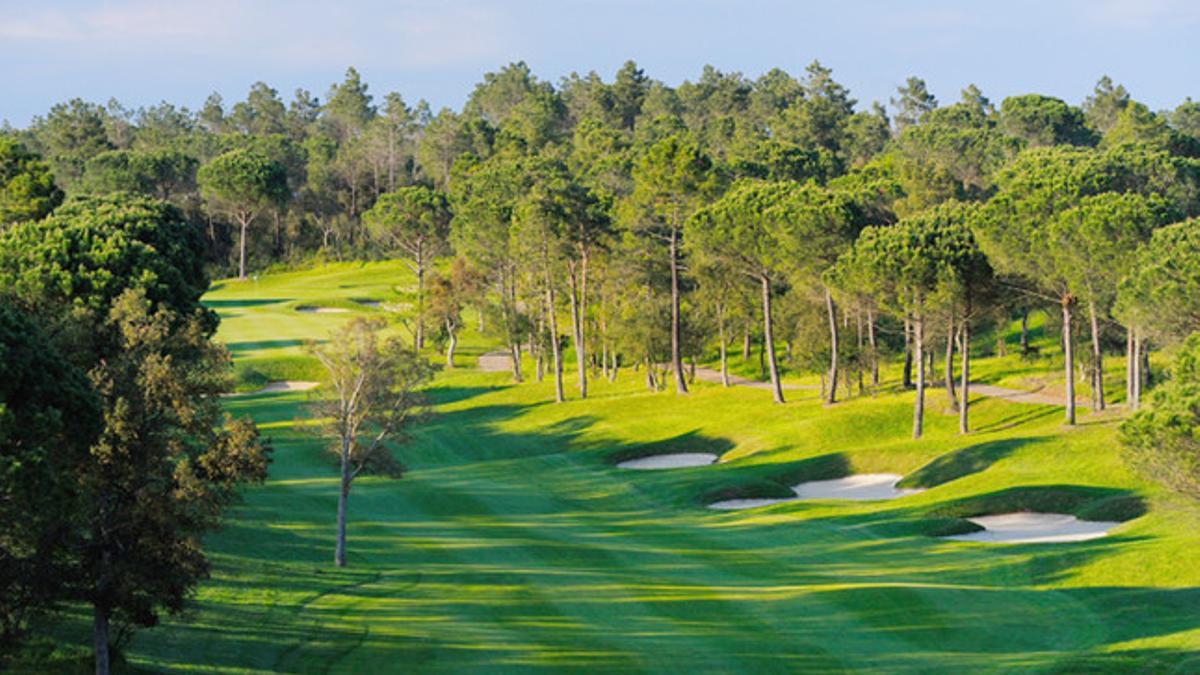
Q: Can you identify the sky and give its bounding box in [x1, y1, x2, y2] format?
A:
[2, 0, 1199, 127]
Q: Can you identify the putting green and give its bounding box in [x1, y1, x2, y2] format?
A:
[48, 261, 1200, 672]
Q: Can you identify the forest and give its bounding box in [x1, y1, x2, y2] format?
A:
[4, 61, 1200, 672]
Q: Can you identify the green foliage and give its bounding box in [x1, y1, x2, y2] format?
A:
[998, 94, 1094, 147]
[198, 148, 289, 220]
[1117, 217, 1200, 341]
[0, 303, 99, 656]
[0, 194, 209, 320]
[1121, 334, 1200, 498]
[0, 137, 62, 226]
[81, 149, 198, 200]
[363, 185, 451, 261]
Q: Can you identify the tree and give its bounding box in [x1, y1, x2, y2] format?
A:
[0, 303, 99, 661]
[0, 138, 62, 226]
[998, 94, 1094, 147]
[1120, 333, 1200, 498]
[976, 145, 1196, 423]
[29, 98, 113, 190]
[1116, 218, 1200, 408]
[1083, 76, 1130, 134]
[689, 181, 799, 403]
[82, 149, 198, 201]
[891, 77, 938, 131]
[0, 195, 269, 674]
[307, 318, 431, 567]
[363, 186, 451, 350]
[627, 134, 716, 394]
[198, 149, 288, 279]
[427, 258, 485, 368]
[831, 203, 990, 437]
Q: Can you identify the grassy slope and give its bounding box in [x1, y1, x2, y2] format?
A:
[49, 261, 1200, 672]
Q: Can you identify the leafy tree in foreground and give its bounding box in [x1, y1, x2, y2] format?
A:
[198, 148, 288, 279]
[308, 318, 431, 567]
[426, 258, 485, 368]
[0, 137, 62, 226]
[1121, 333, 1200, 498]
[0, 303, 99, 662]
[363, 185, 451, 351]
[0, 195, 270, 675]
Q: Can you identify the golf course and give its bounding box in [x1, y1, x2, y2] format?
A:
[39, 260, 1181, 672]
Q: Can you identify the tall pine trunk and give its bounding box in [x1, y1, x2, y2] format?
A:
[718, 304, 730, 387]
[902, 318, 913, 389]
[867, 309, 879, 388]
[761, 275, 784, 404]
[856, 310, 865, 395]
[959, 321, 971, 434]
[568, 264, 587, 399]
[1019, 308, 1029, 354]
[825, 287, 839, 404]
[1126, 326, 1135, 407]
[1088, 300, 1105, 411]
[237, 215, 250, 280]
[742, 328, 751, 360]
[445, 320, 457, 368]
[415, 255, 425, 351]
[1062, 297, 1076, 425]
[545, 268, 564, 403]
[669, 227, 687, 394]
[945, 316, 958, 412]
[913, 311, 926, 439]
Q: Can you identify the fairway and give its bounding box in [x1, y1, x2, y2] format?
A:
[73, 261, 1197, 672]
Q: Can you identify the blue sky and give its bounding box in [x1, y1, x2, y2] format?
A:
[2, 0, 1198, 126]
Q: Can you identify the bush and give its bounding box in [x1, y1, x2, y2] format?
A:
[1120, 333, 1200, 499]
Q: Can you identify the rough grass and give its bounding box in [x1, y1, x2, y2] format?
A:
[37, 260, 1200, 673]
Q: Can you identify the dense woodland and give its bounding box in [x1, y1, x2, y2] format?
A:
[5, 61, 1200, 671]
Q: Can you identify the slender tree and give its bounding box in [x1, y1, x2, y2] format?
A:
[198, 149, 288, 279]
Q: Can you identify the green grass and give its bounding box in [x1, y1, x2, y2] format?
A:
[38, 260, 1200, 672]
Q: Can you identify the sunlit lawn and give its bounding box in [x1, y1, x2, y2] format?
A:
[45, 260, 1200, 672]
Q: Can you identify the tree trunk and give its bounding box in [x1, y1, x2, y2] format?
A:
[609, 351, 619, 382]
[1131, 329, 1143, 410]
[1062, 297, 1076, 426]
[546, 284, 564, 403]
[902, 318, 913, 389]
[945, 316, 958, 412]
[1126, 326, 1135, 407]
[761, 275, 785, 404]
[867, 309, 879, 388]
[335, 437, 351, 567]
[959, 321, 970, 434]
[93, 602, 110, 675]
[415, 254, 425, 351]
[1088, 300, 1105, 411]
[825, 287, 839, 404]
[568, 264, 587, 399]
[856, 310, 865, 395]
[742, 328, 751, 360]
[645, 356, 655, 391]
[718, 305, 730, 387]
[913, 313, 926, 439]
[669, 227, 687, 394]
[1019, 308, 1029, 354]
[238, 215, 250, 280]
[445, 321, 457, 368]
[510, 342, 523, 383]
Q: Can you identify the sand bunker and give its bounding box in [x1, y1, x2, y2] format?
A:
[708, 497, 797, 510]
[618, 453, 718, 470]
[259, 380, 320, 393]
[792, 474, 924, 501]
[296, 306, 349, 314]
[356, 300, 381, 308]
[708, 473, 922, 510]
[944, 512, 1120, 544]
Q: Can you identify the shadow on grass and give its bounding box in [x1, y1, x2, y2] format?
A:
[226, 338, 310, 353]
[423, 384, 510, 406]
[697, 453, 851, 504]
[603, 430, 736, 466]
[204, 298, 293, 308]
[899, 437, 1044, 489]
[972, 405, 1059, 433]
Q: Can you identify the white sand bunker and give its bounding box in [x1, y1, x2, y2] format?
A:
[296, 306, 349, 314]
[792, 473, 924, 501]
[944, 512, 1120, 544]
[708, 496, 797, 510]
[618, 453, 718, 470]
[709, 473, 922, 510]
[259, 380, 320, 393]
